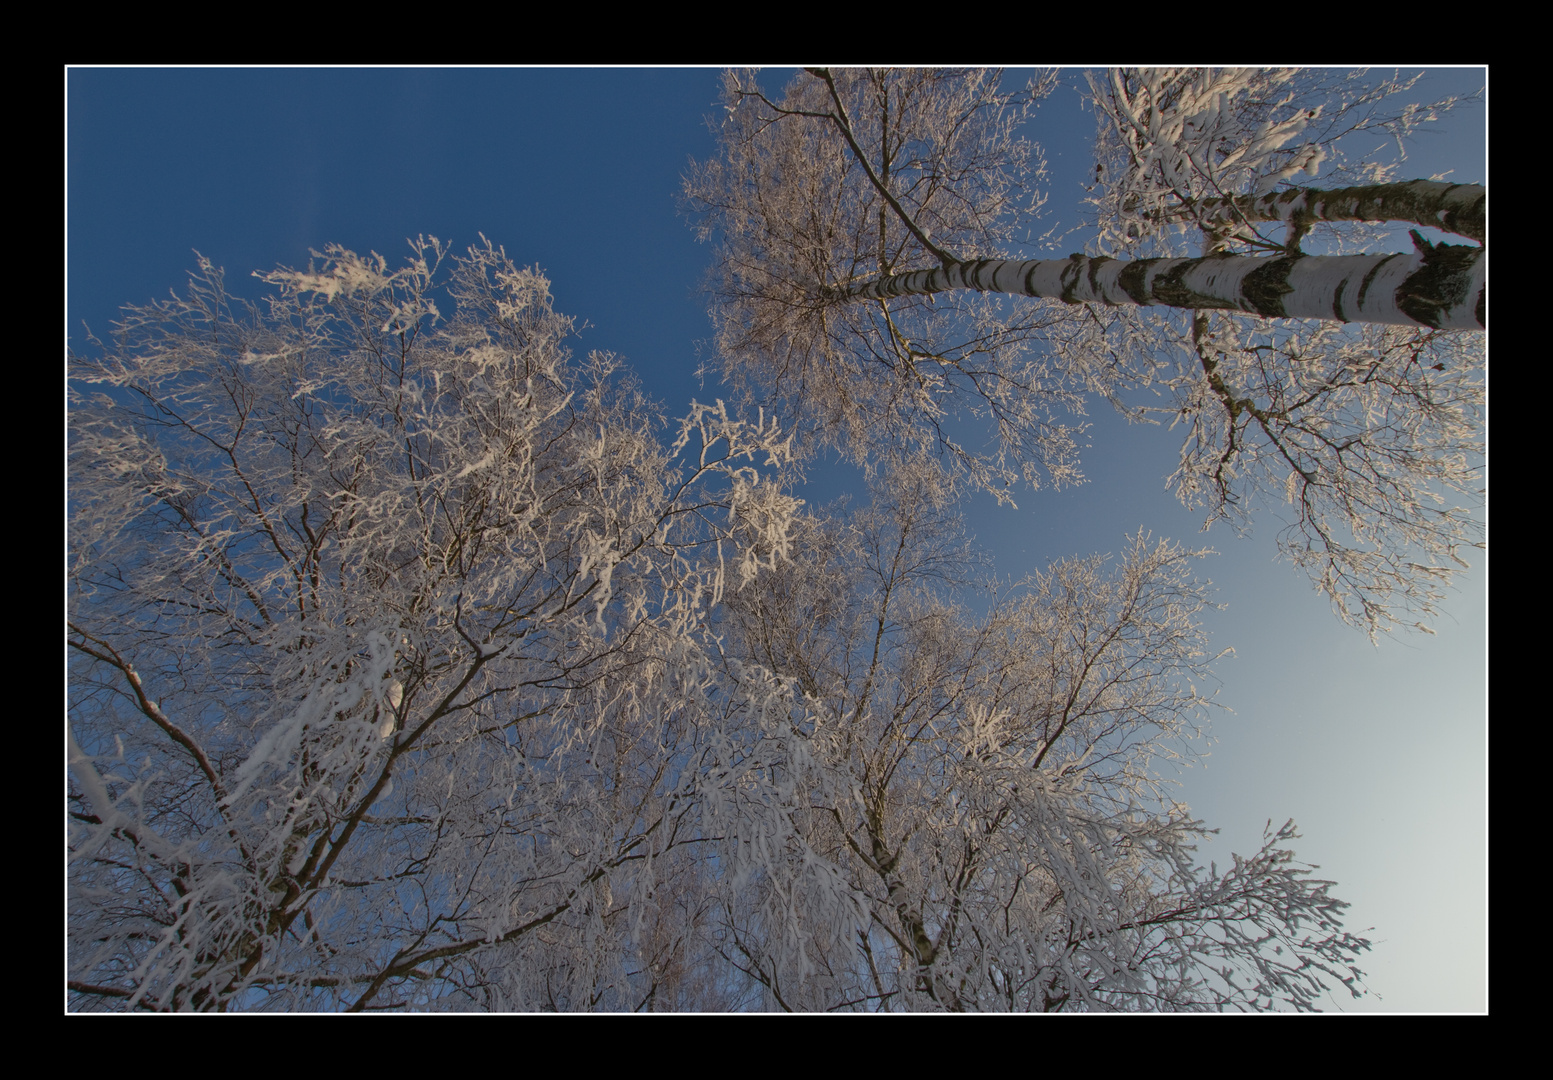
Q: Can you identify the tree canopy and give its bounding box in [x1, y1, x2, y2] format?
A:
[68, 67, 1484, 1012]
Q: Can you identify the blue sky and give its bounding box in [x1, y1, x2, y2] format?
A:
[66, 66, 1486, 1012]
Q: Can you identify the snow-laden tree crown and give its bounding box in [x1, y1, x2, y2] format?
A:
[70, 67, 1483, 1011]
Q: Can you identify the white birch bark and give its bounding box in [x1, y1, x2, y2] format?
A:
[1177, 180, 1484, 245]
[831, 242, 1484, 330]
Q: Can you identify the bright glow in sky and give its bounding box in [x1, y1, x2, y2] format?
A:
[65, 66, 1486, 1012]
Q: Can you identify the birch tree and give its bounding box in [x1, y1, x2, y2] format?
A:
[683, 67, 1485, 634]
[712, 465, 1371, 1011]
[67, 239, 812, 1011]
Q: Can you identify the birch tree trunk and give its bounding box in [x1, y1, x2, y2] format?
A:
[829, 241, 1485, 330]
[1173, 180, 1485, 245]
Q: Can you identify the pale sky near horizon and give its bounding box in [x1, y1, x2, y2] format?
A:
[66, 66, 1486, 1012]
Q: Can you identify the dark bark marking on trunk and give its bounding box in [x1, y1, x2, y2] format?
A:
[1396, 237, 1484, 330]
[1085, 256, 1115, 303]
[1059, 253, 1086, 304]
[1241, 256, 1300, 319]
[1116, 259, 1153, 306]
[1151, 260, 1222, 311]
